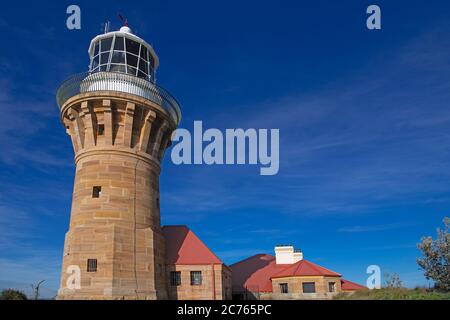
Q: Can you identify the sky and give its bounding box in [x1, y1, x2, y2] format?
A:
[0, 0, 449, 297]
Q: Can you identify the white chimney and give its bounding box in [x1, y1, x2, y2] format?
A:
[274, 245, 303, 264]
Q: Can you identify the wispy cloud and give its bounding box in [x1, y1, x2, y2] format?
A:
[337, 223, 409, 233]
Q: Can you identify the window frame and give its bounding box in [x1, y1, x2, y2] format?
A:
[302, 282, 316, 293]
[279, 283, 289, 294]
[190, 271, 202, 286]
[328, 282, 336, 293]
[170, 271, 181, 286]
[92, 186, 102, 198]
[87, 259, 97, 272]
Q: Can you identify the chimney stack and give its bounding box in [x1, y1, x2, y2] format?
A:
[274, 245, 303, 264]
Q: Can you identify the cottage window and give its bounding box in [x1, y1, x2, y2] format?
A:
[190, 271, 202, 285]
[328, 282, 336, 292]
[279, 283, 289, 294]
[302, 282, 316, 293]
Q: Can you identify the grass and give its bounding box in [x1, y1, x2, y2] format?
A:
[333, 287, 450, 300]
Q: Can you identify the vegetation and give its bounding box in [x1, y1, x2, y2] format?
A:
[417, 217, 450, 291]
[31, 280, 46, 300]
[334, 287, 450, 300]
[384, 272, 402, 288]
[0, 289, 28, 300]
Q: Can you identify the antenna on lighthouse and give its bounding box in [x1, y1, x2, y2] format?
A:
[102, 21, 110, 34]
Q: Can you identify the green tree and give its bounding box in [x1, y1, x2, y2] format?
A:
[417, 217, 450, 291]
[0, 289, 28, 300]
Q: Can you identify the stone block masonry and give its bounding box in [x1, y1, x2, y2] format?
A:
[57, 91, 176, 300]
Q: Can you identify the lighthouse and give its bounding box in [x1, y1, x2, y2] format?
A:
[56, 24, 181, 299]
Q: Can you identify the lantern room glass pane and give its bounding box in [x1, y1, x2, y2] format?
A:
[100, 37, 112, 52]
[125, 38, 140, 55]
[111, 51, 125, 64]
[110, 64, 126, 73]
[126, 53, 138, 67]
[114, 36, 124, 50]
[93, 42, 99, 56]
[91, 55, 99, 70]
[140, 46, 148, 60]
[100, 52, 110, 65]
[137, 70, 146, 78]
[126, 65, 137, 76]
[138, 58, 148, 75]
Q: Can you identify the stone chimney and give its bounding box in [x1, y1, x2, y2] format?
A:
[274, 245, 303, 264]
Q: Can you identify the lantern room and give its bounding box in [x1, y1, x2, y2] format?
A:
[88, 26, 159, 83]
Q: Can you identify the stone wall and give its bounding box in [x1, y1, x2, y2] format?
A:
[57, 92, 176, 299]
[166, 264, 232, 300]
[267, 276, 342, 300]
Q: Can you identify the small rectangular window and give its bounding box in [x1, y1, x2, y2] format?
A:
[279, 283, 289, 294]
[302, 282, 316, 293]
[190, 271, 202, 285]
[98, 124, 105, 135]
[92, 186, 102, 198]
[87, 259, 97, 272]
[328, 282, 336, 292]
[170, 271, 181, 286]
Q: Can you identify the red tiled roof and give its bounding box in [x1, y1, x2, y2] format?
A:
[341, 279, 366, 291]
[230, 254, 287, 292]
[271, 259, 341, 279]
[162, 225, 223, 265]
[230, 254, 342, 292]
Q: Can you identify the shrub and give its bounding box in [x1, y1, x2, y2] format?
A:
[0, 289, 28, 300]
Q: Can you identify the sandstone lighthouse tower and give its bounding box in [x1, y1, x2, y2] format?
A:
[56, 24, 181, 299]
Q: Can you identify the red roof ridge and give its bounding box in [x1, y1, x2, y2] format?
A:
[341, 278, 366, 290]
[162, 225, 224, 265]
[270, 259, 341, 278]
[304, 259, 342, 276]
[229, 253, 274, 267]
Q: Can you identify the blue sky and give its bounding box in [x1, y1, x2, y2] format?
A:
[0, 0, 449, 297]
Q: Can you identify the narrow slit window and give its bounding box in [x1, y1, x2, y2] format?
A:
[92, 186, 102, 198]
[87, 259, 97, 272]
[98, 124, 105, 135]
[170, 271, 181, 286]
